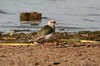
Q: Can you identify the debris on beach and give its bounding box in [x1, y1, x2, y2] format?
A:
[0, 31, 99, 45]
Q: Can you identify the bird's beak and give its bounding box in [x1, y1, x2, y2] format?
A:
[55, 22, 58, 25]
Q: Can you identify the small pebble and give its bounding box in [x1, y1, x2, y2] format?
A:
[35, 63, 39, 65]
[53, 62, 60, 65]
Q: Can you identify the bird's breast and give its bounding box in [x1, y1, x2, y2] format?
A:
[45, 33, 53, 39]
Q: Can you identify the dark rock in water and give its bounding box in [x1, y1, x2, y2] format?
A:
[59, 28, 65, 31]
[83, 19, 94, 22]
[20, 12, 42, 21]
[20, 12, 30, 21]
[29, 12, 42, 21]
[13, 29, 31, 32]
[0, 10, 7, 14]
[30, 23, 38, 26]
[42, 17, 49, 19]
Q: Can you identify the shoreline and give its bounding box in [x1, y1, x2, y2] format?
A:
[0, 31, 100, 66]
[0, 31, 100, 43]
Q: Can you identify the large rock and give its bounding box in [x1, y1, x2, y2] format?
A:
[20, 12, 42, 21]
[29, 12, 42, 21]
[20, 12, 30, 21]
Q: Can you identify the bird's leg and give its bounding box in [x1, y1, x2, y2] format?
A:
[45, 42, 49, 49]
[43, 41, 49, 49]
[42, 40, 45, 48]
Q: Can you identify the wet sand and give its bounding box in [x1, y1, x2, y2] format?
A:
[0, 42, 100, 66]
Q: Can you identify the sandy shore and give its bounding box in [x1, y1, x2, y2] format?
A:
[0, 42, 100, 66]
[0, 31, 100, 66]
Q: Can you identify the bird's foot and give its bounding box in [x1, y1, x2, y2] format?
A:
[42, 46, 49, 49]
[42, 43, 50, 49]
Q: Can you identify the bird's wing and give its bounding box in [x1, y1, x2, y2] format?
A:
[31, 25, 53, 41]
[39, 25, 53, 35]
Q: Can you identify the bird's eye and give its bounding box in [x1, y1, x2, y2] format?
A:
[51, 22, 56, 24]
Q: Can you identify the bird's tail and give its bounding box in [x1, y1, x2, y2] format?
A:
[28, 39, 39, 44]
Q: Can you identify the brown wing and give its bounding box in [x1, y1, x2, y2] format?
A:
[39, 25, 53, 35]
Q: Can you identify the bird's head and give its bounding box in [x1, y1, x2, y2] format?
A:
[48, 20, 56, 26]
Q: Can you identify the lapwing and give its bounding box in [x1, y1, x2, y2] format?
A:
[31, 20, 57, 48]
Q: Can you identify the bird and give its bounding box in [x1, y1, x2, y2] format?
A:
[30, 20, 57, 48]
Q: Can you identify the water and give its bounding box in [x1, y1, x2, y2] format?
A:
[0, 0, 100, 33]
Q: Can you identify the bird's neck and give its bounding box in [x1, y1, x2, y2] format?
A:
[48, 25, 55, 28]
[48, 25, 55, 34]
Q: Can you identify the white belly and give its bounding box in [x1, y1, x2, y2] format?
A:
[45, 33, 53, 39]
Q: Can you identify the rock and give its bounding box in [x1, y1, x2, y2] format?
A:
[53, 62, 60, 65]
[20, 12, 42, 21]
[59, 28, 65, 31]
[29, 12, 42, 21]
[20, 12, 30, 21]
